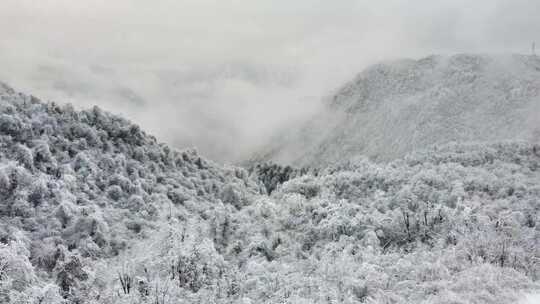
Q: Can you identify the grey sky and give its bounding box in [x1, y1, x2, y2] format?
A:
[1, 0, 539, 162]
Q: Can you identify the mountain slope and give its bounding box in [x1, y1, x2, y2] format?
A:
[0, 82, 262, 303]
[252, 54, 540, 166]
[1, 82, 539, 304]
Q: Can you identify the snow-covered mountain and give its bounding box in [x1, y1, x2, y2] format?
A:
[0, 82, 262, 303]
[1, 75, 539, 304]
[251, 54, 540, 166]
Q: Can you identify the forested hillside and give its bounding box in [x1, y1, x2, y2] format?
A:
[1, 82, 539, 303]
[251, 54, 540, 167]
[0, 82, 262, 303]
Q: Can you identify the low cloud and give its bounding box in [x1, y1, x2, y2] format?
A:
[1, 0, 539, 162]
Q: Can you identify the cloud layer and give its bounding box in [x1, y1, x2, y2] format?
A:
[1, 0, 539, 162]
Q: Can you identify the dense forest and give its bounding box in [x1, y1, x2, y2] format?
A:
[1, 82, 539, 303]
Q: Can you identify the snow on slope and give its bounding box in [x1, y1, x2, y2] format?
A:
[0, 82, 262, 303]
[251, 54, 540, 167]
[1, 82, 539, 303]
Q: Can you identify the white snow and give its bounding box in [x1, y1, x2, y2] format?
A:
[1, 56, 539, 303]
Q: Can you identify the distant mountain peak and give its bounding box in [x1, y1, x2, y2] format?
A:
[251, 53, 540, 167]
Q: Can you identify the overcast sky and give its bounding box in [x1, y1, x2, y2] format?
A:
[1, 0, 539, 162]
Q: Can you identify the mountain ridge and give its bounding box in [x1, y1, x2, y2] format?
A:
[250, 53, 540, 167]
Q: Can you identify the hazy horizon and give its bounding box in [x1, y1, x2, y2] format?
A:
[1, 0, 539, 162]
